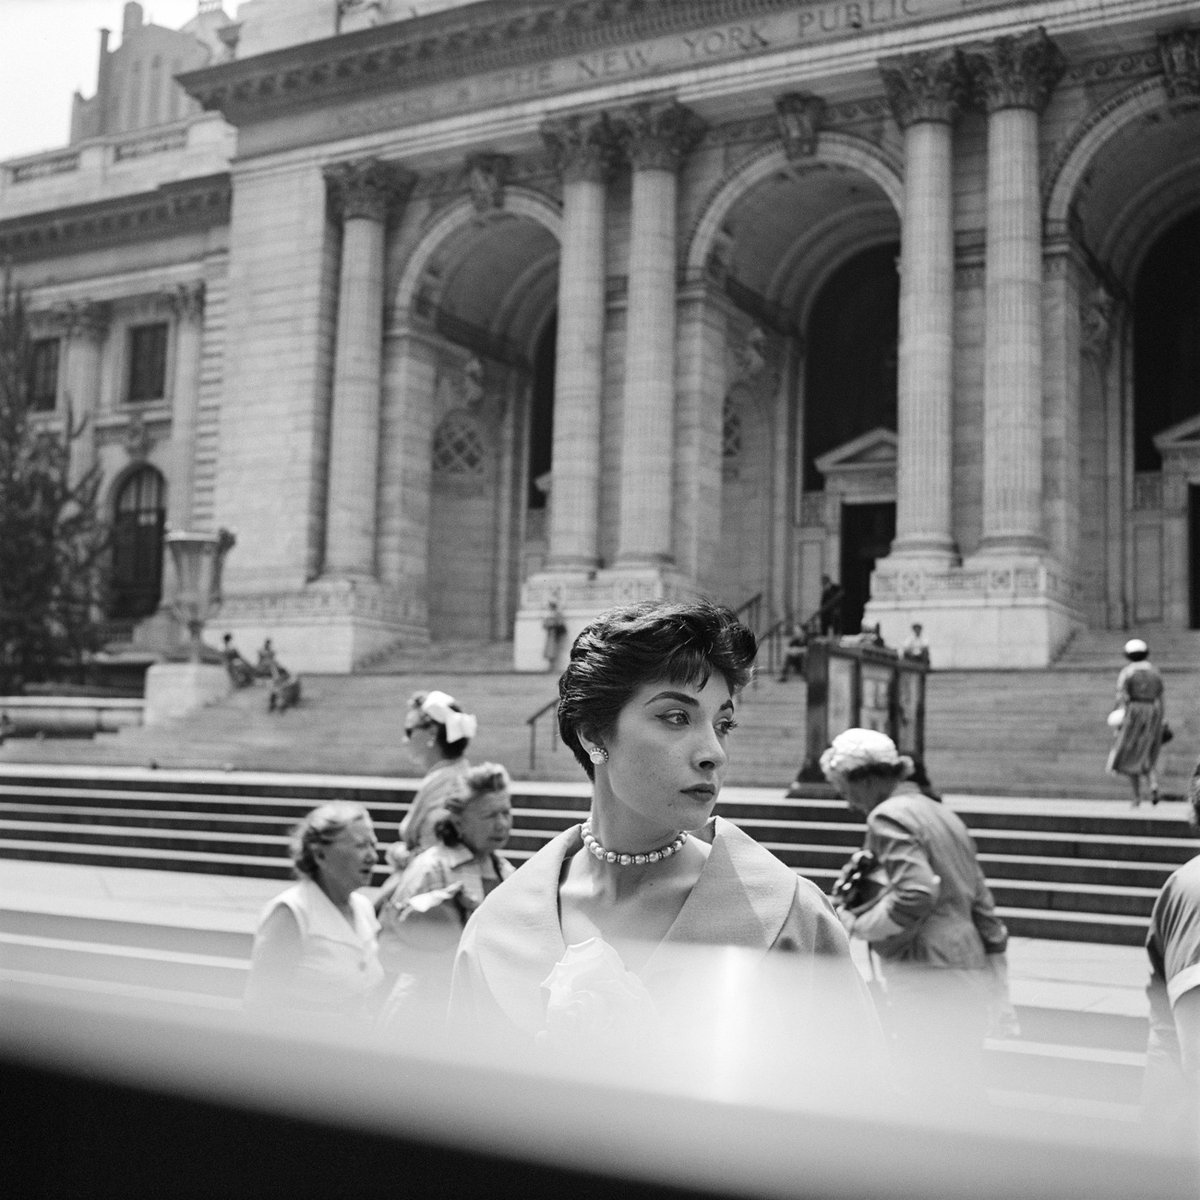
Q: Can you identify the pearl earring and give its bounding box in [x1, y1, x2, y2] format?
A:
[588, 747, 608, 765]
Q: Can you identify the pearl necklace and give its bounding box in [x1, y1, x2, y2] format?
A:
[581, 821, 688, 867]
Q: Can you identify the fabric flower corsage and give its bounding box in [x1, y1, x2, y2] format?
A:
[538, 937, 661, 1054]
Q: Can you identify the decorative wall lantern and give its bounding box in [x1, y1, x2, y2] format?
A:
[165, 528, 235, 662]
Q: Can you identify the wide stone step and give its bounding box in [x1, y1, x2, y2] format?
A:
[997, 908, 1148, 946]
[0, 931, 247, 998]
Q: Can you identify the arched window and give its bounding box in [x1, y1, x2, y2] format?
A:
[432, 410, 485, 477]
[110, 467, 166, 619]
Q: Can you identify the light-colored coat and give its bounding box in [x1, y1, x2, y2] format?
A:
[449, 816, 880, 1053]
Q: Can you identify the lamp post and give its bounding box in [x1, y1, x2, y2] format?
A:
[165, 529, 236, 661]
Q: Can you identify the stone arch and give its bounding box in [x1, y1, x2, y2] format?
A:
[392, 186, 562, 319]
[107, 462, 167, 621]
[384, 186, 563, 642]
[1043, 77, 1163, 231]
[683, 132, 903, 281]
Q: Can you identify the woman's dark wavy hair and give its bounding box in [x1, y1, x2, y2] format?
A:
[557, 598, 757, 780]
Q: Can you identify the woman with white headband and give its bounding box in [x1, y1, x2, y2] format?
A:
[820, 727, 1010, 1103]
[379, 691, 478, 901]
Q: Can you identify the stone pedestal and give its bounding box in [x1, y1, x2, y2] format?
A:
[866, 557, 1082, 668]
[144, 661, 232, 725]
[219, 578, 427, 674]
[513, 567, 694, 672]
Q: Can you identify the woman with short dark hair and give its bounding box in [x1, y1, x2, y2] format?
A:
[449, 599, 878, 1064]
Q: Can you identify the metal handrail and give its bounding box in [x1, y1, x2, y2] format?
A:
[757, 615, 791, 677]
[734, 592, 763, 632]
[525, 695, 559, 771]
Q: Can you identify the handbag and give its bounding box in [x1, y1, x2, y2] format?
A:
[1162, 722, 1174, 745]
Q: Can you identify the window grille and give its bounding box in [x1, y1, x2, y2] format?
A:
[432, 411, 485, 476]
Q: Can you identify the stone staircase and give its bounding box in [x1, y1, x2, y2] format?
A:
[0, 766, 1176, 1119]
[0, 766, 1192, 946]
[1054, 625, 1200, 670]
[6, 661, 1195, 799]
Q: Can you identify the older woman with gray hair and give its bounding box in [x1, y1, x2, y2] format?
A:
[821, 727, 1011, 1103]
[378, 762, 515, 1027]
[244, 801, 384, 1021]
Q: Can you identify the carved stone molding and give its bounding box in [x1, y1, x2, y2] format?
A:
[1081, 285, 1117, 363]
[163, 280, 206, 322]
[540, 112, 621, 184]
[0, 175, 231, 263]
[123, 410, 155, 460]
[620, 100, 705, 172]
[324, 157, 416, 223]
[962, 27, 1065, 115]
[774, 92, 825, 158]
[465, 152, 511, 212]
[54, 299, 111, 342]
[1159, 29, 1200, 100]
[879, 47, 967, 127]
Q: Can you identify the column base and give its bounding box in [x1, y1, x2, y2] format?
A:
[514, 567, 696, 672]
[218, 578, 429, 673]
[867, 554, 1083, 668]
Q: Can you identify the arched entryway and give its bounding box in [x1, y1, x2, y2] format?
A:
[688, 140, 902, 626]
[1047, 75, 1200, 630]
[109, 465, 166, 620]
[388, 194, 560, 642]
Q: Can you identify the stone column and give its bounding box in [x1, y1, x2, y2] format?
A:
[880, 48, 965, 563]
[165, 281, 205, 531]
[614, 100, 705, 568]
[964, 28, 1064, 555]
[540, 112, 619, 570]
[322, 158, 415, 578]
[59, 300, 109, 488]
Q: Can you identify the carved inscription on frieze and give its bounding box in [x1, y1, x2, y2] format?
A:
[332, 0, 1004, 138]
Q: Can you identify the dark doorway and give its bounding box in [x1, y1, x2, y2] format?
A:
[803, 243, 900, 491]
[110, 467, 166, 619]
[1191, 486, 1200, 629]
[1133, 208, 1200, 471]
[840, 502, 895, 634]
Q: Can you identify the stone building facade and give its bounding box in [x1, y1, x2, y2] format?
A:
[3, 0, 1200, 670]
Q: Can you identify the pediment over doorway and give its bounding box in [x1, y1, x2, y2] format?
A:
[814, 426, 897, 474]
[1154, 413, 1200, 455]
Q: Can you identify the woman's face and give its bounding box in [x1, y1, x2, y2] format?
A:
[455, 791, 512, 856]
[597, 673, 737, 837]
[313, 816, 379, 895]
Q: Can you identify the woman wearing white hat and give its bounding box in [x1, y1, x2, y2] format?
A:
[820, 727, 1010, 1103]
[1107, 638, 1166, 807]
[376, 691, 479, 911]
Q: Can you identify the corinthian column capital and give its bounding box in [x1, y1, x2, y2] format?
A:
[164, 280, 206, 322]
[324, 157, 416, 223]
[1159, 29, 1200, 100]
[54, 299, 111, 342]
[963, 26, 1065, 115]
[620, 100, 705, 172]
[540, 111, 621, 184]
[880, 47, 967, 127]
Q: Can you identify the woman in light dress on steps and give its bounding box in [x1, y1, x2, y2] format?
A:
[1107, 638, 1166, 807]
